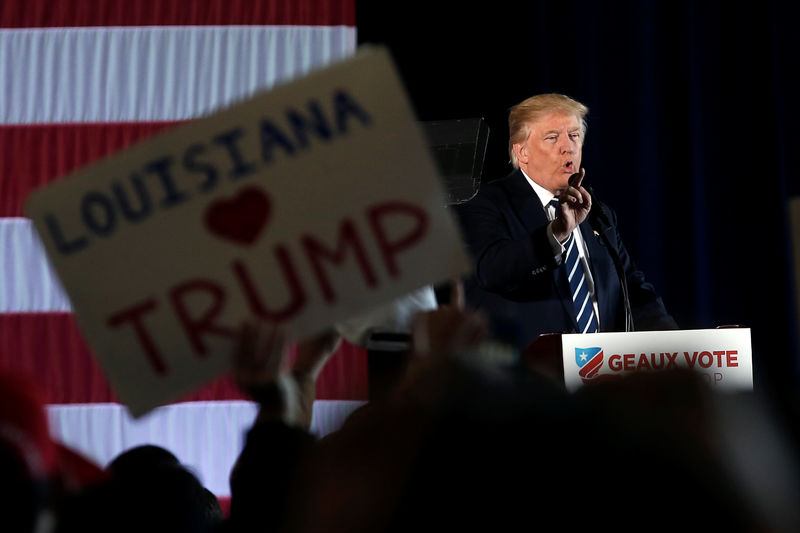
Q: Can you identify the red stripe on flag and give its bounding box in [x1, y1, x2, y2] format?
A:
[0, 312, 115, 403]
[0, 122, 182, 217]
[0, 312, 368, 404]
[0, 0, 355, 28]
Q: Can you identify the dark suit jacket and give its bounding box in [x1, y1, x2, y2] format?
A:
[452, 169, 677, 352]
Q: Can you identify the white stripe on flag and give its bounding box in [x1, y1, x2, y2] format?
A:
[46, 399, 365, 496]
[0, 25, 356, 124]
[0, 218, 71, 312]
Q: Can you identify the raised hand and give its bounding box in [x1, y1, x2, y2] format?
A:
[411, 278, 488, 358]
[232, 321, 340, 429]
[551, 168, 592, 243]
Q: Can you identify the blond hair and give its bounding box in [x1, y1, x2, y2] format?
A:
[508, 93, 588, 168]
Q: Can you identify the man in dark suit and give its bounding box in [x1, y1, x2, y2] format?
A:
[453, 93, 677, 352]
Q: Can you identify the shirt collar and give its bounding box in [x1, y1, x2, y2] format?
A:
[520, 169, 556, 208]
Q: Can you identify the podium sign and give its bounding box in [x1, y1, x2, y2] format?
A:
[561, 329, 753, 392]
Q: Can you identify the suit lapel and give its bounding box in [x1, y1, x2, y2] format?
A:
[503, 169, 548, 234]
[503, 170, 579, 331]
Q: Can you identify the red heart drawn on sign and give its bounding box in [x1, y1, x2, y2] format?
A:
[204, 187, 272, 246]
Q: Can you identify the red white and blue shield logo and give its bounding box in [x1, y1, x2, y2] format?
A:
[575, 347, 604, 381]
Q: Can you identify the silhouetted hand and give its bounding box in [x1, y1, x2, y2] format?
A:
[232, 321, 340, 429]
[411, 279, 488, 358]
[233, 322, 290, 395]
[293, 329, 342, 381]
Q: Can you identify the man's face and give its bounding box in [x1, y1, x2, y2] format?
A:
[515, 111, 583, 194]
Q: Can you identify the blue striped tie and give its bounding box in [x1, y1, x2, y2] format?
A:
[549, 198, 598, 334]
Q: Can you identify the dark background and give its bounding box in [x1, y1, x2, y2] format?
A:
[356, 0, 800, 393]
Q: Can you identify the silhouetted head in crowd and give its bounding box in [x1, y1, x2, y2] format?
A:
[0, 438, 50, 533]
[228, 303, 799, 532]
[108, 444, 181, 476]
[56, 445, 223, 533]
[0, 369, 107, 533]
[280, 354, 770, 533]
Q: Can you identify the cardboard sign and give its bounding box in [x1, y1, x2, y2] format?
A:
[25, 46, 471, 416]
[561, 328, 753, 392]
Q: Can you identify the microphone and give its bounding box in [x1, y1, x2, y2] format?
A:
[585, 184, 634, 333]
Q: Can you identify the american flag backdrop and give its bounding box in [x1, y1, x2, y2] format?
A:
[0, 0, 367, 501]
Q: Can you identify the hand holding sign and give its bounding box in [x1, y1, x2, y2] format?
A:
[232, 321, 340, 429]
